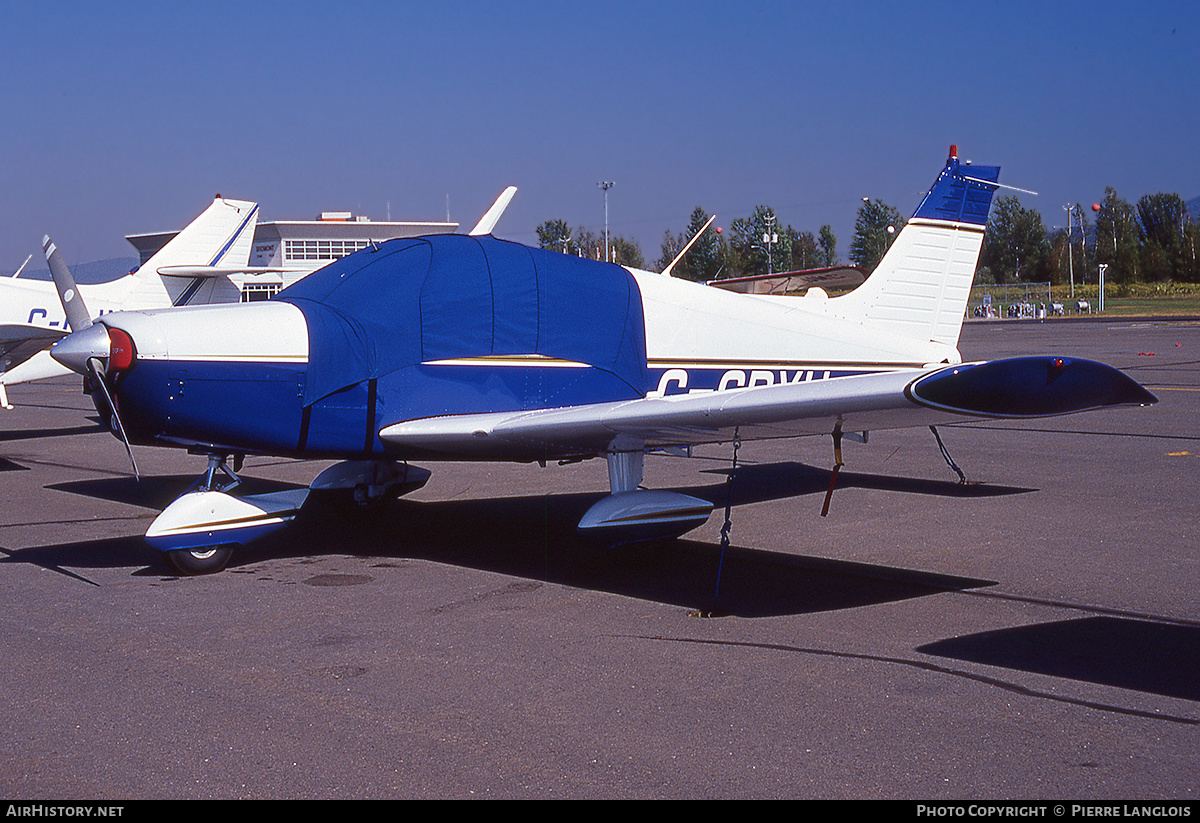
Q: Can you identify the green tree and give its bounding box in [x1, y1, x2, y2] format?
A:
[980, 196, 1049, 283]
[1049, 204, 1093, 288]
[849, 199, 904, 273]
[1185, 217, 1200, 282]
[536, 220, 643, 267]
[730, 206, 790, 275]
[818, 225, 838, 267]
[608, 236, 645, 269]
[574, 227, 603, 259]
[536, 219, 575, 254]
[656, 229, 686, 273]
[786, 228, 820, 271]
[1094, 188, 1140, 285]
[1136, 192, 1188, 281]
[655, 207, 722, 281]
[1047, 229, 1070, 286]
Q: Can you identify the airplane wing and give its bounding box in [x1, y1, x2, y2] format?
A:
[378, 357, 1156, 460]
[0, 325, 68, 406]
[1, 324, 67, 366]
[0, 238, 85, 406]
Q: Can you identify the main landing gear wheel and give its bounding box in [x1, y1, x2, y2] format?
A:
[167, 545, 234, 575]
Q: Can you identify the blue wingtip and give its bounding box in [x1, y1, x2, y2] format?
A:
[907, 357, 1158, 418]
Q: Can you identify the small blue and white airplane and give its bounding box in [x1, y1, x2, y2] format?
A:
[50, 148, 1157, 574]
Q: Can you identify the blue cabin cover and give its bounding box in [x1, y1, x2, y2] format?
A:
[277, 235, 649, 409]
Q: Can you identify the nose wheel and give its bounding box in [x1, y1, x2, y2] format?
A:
[164, 453, 242, 575]
[150, 451, 306, 576]
[167, 544, 234, 575]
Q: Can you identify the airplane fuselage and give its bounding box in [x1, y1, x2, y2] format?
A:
[81, 241, 959, 463]
[0, 275, 141, 331]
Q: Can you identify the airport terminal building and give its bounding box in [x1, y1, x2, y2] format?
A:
[126, 210, 457, 301]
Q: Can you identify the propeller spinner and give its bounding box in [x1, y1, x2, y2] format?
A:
[49, 322, 112, 375]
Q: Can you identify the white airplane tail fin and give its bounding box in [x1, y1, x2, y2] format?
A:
[832, 146, 1000, 348]
[129, 196, 259, 307]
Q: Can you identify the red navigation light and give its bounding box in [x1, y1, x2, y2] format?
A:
[949, 144, 958, 159]
[109, 328, 136, 372]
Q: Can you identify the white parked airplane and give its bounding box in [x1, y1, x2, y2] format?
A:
[0, 196, 259, 407]
[49, 149, 1156, 574]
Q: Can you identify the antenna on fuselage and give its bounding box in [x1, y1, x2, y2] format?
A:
[661, 213, 716, 277]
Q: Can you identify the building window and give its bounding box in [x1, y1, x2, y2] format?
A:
[283, 239, 370, 261]
[241, 283, 281, 302]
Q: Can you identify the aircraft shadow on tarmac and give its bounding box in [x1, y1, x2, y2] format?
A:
[11, 461, 1015, 617]
[0, 422, 105, 444]
[690, 460, 1035, 504]
[0, 419, 106, 470]
[917, 617, 1200, 703]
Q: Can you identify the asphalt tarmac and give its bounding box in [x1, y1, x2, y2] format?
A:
[1, 318, 1197, 800]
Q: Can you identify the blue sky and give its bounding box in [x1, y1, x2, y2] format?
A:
[2, 0, 1197, 271]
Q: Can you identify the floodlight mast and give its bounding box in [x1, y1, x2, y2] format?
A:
[598, 181, 614, 262]
[1070, 205, 1080, 301]
[762, 214, 778, 275]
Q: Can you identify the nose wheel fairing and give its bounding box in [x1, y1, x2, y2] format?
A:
[146, 488, 310, 554]
[146, 457, 431, 574]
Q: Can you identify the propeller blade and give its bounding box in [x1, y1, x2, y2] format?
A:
[86, 357, 139, 481]
[42, 236, 93, 333]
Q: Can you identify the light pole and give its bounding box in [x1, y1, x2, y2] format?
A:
[598, 181, 614, 262]
[1098, 263, 1107, 312]
[1064, 204, 1075, 298]
[762, 213, 778, 275]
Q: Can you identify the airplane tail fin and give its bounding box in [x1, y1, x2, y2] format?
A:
[128, 196, 259, 306]
[832, 146, 1000, 348]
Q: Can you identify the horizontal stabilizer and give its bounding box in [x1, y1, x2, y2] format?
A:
[157, 265, 299, 278]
